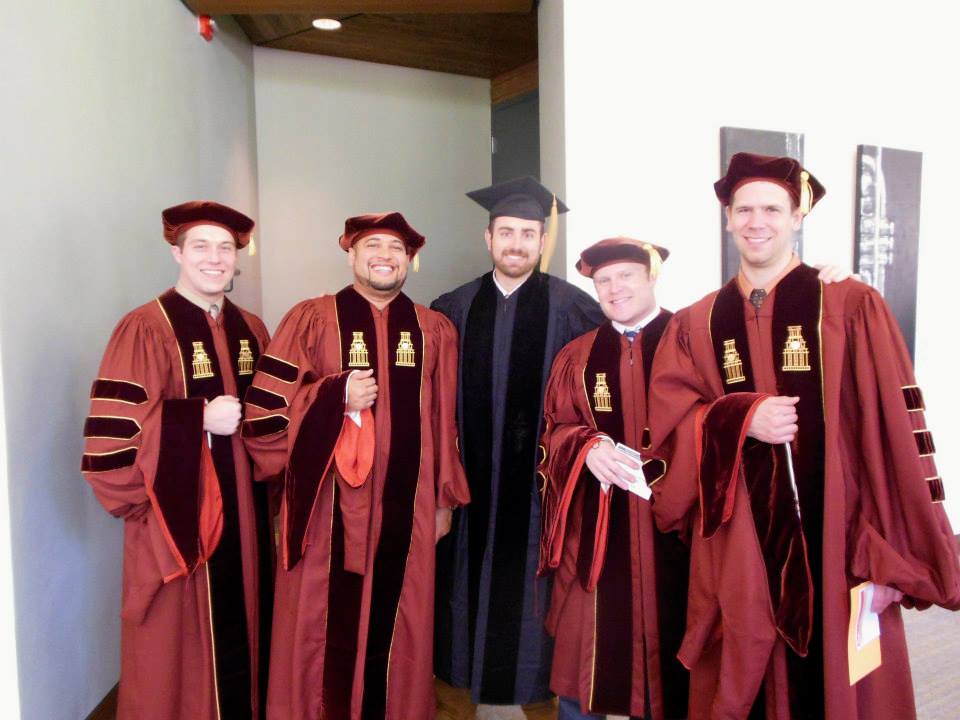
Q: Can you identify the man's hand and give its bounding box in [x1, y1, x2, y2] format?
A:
[203, 395, 242, 436]
[435, 507, 453, 543]
[346, 369, 378, 412]
[815, 264, 859, 284]
[746, 396, 799, 444]
[585, 439, 638, 492]
[870, 583, 904, 614]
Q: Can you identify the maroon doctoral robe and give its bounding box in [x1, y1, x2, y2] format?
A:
[242, 287, 469, 720]
[82, 289, 272, 720]
[538, 315, 689, 719]
[649, 264, 960, 720]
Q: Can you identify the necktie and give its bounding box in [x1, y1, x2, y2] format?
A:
[749, 289, 767, 311]
[624, 330, 638, 343]
[209, 304, 220, 320]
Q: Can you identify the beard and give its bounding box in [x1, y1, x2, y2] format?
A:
[494, 248, 538, 278]
[357, 267, 406, 293]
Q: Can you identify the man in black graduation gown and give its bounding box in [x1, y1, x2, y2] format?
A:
[432, 177, 605, 718]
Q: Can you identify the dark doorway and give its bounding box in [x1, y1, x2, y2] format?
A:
[492, 90, 540, 182]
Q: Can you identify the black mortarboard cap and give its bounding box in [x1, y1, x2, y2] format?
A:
[466, 176, 569, 223]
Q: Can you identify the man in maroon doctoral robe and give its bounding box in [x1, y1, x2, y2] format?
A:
[538, 237, 689, 720]
[648, 153, 960, 720]
[242, 212, 470, 720]
[81, 201, 274, 719]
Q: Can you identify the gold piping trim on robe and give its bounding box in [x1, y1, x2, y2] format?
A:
[205, 564, 223, 720]
[644, 458, 668, 486]
[154, 298, 188, 397]
[242, 413, 290, 438]
[588, 588, 599, 711]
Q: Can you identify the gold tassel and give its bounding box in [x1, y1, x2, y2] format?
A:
[248, 235, 257, 256]
[799, 171, 813, 215]
[412, 252, 420, 272]
[643, 243, 663, 279]
[540, 194, 559, 272]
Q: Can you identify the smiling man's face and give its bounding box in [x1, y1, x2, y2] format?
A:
[725, 180, 803, 272]
[593, 261, 656, 328]
[484, 215, 545, 280]
[171, 224, 237, 302]
[348, 232, 410, 299]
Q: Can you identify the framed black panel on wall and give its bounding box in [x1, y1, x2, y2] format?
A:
[719, 127, 804, 283]
[854, 145, 922, 360]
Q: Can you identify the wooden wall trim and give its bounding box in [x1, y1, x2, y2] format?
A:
[491, 60, 538, 105]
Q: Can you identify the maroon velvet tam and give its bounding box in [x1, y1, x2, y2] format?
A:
[714, 152, 826, 211]
[161, 200, 255, 247]
[338, 212, 426, 256]
[576, 237, 670, 278]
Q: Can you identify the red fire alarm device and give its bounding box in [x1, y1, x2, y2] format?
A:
[198, 15, 215, 42]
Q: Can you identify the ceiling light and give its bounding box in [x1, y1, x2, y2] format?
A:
[312, 18, 342, 31]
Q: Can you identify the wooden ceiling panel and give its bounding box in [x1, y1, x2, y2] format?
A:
[185, 1, 532, 15]
[250, 13, 536, 78]
[188, 0, 538, 82]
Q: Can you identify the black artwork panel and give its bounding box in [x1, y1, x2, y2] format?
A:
[855, 145, 922, 360]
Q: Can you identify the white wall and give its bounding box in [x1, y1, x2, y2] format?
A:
[542, 0, 959, 526]
[0, 334, 22, 716]
[0, 3, 260, 717]
[253, 48, 493, 329]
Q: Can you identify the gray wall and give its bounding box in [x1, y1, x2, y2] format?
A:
[253, 47, 493, 328]
[0, 3, 260, 717]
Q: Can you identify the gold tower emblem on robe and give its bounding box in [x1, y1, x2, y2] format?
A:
[395, 331, 416, 367]
[238, 339, 254, 375]
[191, 341, 214, 380]
[348, 331, 370, 367]
[593, 373, 613, 413]
[722, 339, 746, 384]
[782, 325, 811, 371]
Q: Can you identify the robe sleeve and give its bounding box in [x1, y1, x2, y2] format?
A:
[431, 312, 470, 510]
[241, 300, 368, 484]
[647, 312, 714, 539]
[563, 285, 605, 340]
[844, 288, 960, 609]
[82, 312, 215, 583]
[242, 300, 374, 570]
[82, 314, 167, 518]
[537, 342, 604, 576]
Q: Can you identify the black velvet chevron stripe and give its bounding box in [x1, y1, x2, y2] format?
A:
[90, 378, 148, 404]
[245, 385, 288, 411]
[902, 386, 924, 412]
[81, 447, 137, 472]
[915, 430, 936, 456]
[927, 477, 945, 503]
[257, 354, 299, 383]
[83, 416, 141, 440]
[242, 414, 289, 438]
